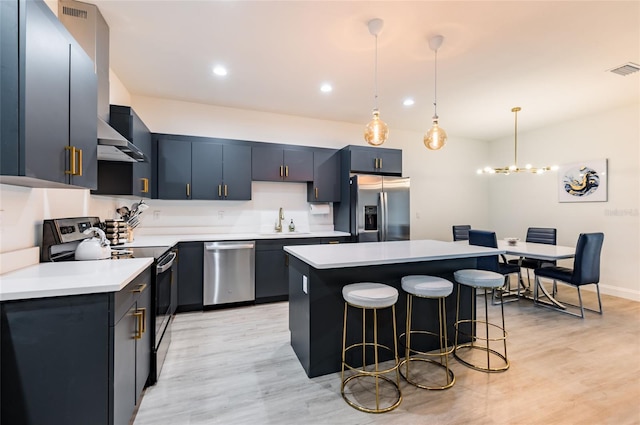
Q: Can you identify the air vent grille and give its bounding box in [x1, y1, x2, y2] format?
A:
[608, 62, 640, 76]
[62, 6, 88, 19]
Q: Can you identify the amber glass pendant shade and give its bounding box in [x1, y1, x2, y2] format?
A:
[365, 109, 389, 146]
[424, 119, 447, 150]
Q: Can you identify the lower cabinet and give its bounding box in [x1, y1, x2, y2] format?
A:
[113, 270, 152, 425]
[0, 267, 151, 425]
[255, 237, 350, 303]
[177, 242, 204, 312]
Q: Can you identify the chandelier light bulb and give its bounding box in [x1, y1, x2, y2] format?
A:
[365, 109, 389, 146]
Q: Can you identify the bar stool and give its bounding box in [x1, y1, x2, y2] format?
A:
[341, 282, 402, 413]
[453, 269, 509, 372]
[399, 275, 455, 390]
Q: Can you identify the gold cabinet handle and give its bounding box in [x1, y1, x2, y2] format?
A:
[132, 282, 147, 293]
[140, 307, 146, 333]
[141, 178, 149, 193]
[374, 157, 378, 169]
[77, 148, 83, 176]
[65, 146, 76, 175]
[315, 187, 319, 199]
[224, 184, 228, 197]
[218, 184, 222, 197]
[279, 165, 284, 177]
[133, 310, 143, 339]
[285, 165, 289, 177]
[186, 183, 191, 197]
[329, 241, 340, 244]
[379, 157, 382, 169]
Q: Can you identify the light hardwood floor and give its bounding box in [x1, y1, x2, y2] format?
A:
[134, 288, 640, 425]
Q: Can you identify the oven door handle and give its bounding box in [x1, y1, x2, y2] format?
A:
[156, 251, 177, 274]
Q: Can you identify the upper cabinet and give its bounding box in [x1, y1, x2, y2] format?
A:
[307, 149, 340, 202]
[155, 135, 251, 200]
[252, 146, 313, 182]
[341, 145, 402, 175]
[93, 106, 152, 197]
[0, 0, 97, 189]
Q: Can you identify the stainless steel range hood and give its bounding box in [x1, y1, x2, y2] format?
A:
[59, 0, 146, 163]
[97, 118, 147, 162]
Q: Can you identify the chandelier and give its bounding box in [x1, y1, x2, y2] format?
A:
[478, 107, 557, 174]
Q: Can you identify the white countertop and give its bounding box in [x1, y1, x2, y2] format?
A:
[116, 230, 350, 248]
[0, 231, 349, 302]
[0, 258, 153, 301]
[284, 239, 505, 269]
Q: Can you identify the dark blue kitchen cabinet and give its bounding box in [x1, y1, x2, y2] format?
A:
[177, 242, 204, 312]
[307, 148, 341, 202]
[0, 267, 151, 425]
[341, 145, 402, 175]
[94, 105, 152, 197]
[0, 0, 97, 189]
[255, 237, 350, 303]
[0, 0, 20, 176]
[156, 136, 192, 199]
[252, 145, 314, 182]
[156, 135, 251, 200]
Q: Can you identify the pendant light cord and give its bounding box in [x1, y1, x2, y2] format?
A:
[513, 107, 519, 166]
[374, 34, 379, 111]
[433, 48, 438, 119]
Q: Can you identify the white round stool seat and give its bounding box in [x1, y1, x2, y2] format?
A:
[454, 269, 504, 289]
[342, 283, 398, 308]
[401, 275, 453, 298]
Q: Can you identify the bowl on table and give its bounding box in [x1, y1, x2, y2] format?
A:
[505, 237, 520, 246]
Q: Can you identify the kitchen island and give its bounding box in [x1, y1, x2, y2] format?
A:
[284, 239, 504, 378]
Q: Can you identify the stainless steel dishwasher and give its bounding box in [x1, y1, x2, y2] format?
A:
[203, 241, 255, 306]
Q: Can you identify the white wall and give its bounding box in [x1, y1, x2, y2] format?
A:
[487, 101, 640, 300]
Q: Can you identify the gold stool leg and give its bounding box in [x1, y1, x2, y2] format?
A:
[341, 302, 402, 413]
[401, 293, 455, 390]
[454, 284, 509, 373]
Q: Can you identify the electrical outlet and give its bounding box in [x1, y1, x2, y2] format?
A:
[218, 211, 224, 220]
[153, 210, 160, 220]
[415, 212, 420, 219]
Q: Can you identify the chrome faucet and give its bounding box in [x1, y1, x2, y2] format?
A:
[275, 207, 284, 232]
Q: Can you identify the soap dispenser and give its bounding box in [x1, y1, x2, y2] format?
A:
[288, 219, 295, 232]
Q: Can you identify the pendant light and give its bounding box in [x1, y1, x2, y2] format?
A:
[477, 107, 557, 174]
[424, 35, 447, 150]
[364, 18, 388, 146]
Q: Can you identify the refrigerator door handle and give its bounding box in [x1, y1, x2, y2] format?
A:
[378, 191, 384, 241]
[379, 191, 388, 241]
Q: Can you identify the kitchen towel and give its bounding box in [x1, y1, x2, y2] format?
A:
[309, 203, 330, 215]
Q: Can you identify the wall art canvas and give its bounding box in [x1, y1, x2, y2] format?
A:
[558, 159, 608, 203]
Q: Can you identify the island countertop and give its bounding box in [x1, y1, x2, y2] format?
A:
[283, 239, 504, 269]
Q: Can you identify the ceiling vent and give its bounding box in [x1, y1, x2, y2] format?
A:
[608, 62, 640, 76]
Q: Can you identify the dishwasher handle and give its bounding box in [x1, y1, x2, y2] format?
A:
[204, 242, 255, 251]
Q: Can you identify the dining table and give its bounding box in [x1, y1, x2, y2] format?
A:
[498, 240, 576, 308]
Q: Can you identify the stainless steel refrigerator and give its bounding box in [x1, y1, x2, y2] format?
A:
[336, 174, 410, 242]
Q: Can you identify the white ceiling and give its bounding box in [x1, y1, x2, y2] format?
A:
[87, 0, 639, 142]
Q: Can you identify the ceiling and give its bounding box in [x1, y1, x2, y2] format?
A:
[86, 0, 639, 142]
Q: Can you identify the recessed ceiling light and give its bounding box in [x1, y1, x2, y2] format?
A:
[403, 98, 415, 106]
[213, 65, 228, 76]
[320, 83, 333, 93]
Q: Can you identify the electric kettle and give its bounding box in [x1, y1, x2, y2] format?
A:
[75, 227, 111, 260]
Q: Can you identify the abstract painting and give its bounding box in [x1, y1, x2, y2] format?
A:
[558, 159, 608, 202]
